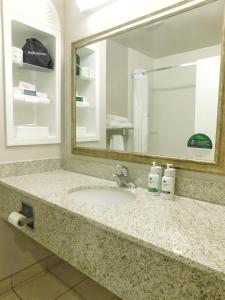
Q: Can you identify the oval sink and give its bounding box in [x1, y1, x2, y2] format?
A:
[69, 187, 136, 205]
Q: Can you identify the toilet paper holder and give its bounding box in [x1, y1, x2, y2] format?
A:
[20, 203, 34, 229]
[19, 216, 33, 227]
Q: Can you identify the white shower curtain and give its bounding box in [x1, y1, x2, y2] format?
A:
[133, 69, 149, 153]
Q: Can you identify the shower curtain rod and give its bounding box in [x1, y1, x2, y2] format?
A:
[131, 61, 196, 77]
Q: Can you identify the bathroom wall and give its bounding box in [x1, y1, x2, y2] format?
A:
[106, 40, 128, 117]
[0, 0, 64, 281]
[0, 0, 64, 163]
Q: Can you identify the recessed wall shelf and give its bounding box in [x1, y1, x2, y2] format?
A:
[2, 0, 61, 146]
[76, 45, 100, 143]
[14, 125, 50, 138]
[13, 62, 53, 73]
[14, 94, 51, 104]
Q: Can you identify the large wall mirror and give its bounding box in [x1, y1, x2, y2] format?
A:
[72, 0, 225, 173]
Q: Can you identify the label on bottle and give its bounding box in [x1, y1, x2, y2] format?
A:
[148, 187, 159, 192]
[148, 174, 160, 194]
[161, 177, 175, 199]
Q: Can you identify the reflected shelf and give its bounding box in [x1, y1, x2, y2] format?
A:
[77, 75, 95, 81]
[76, 101, 95, 108]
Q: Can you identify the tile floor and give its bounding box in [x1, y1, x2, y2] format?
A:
[0, 261, 121, 300]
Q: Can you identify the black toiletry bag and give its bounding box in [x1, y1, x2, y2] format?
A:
[76, 54, 80, 75]
[22, 38, 54, 69]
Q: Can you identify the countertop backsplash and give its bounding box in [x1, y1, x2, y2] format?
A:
[0, 158, 62, 178]
[1, 156, 224, 207]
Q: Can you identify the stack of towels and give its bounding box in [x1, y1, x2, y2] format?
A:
[12, 47, 23, 65]
[106, 114, 133, 129]
[107, 115, 133, 151]
[13, 81, 50, 104]
[80, 67, 92, 78]
[109, 135, 124, 151]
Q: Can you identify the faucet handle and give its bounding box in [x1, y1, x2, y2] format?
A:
[116, 164, 128, 177]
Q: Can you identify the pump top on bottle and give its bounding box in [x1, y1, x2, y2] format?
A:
[148, 162, 162, 196]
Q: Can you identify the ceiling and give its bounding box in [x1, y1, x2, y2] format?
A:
[111, 0, 225, 58]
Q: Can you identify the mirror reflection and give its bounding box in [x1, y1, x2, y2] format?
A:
[75, 0, 224, 161]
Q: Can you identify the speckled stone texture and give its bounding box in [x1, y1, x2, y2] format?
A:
[1, 170, 225, 299]
[0, 159, 62, 178]
[176, 176, 225, 206]
[64, 156, 225, 206]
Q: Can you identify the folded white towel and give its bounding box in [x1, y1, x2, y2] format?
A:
[107, 114, 129, 123]
[106, 121, 133, 129]
[109, 135, 124, 151]
[106, 114, 133, 129]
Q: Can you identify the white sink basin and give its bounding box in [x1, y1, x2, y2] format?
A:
[69, 187, 136, 205]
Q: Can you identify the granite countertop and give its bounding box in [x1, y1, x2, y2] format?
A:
[1, 169, 225, 280]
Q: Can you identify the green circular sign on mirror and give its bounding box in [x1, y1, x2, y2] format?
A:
[187, 133, 212, 149]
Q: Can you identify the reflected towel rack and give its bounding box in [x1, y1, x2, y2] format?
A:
[131, 61, 196, 77]
[106, 127, 133, 140]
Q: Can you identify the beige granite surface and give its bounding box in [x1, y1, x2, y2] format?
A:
[64, 156, 225, 206]
[0, 159, 62, 178]
[1, 169, 225, 281]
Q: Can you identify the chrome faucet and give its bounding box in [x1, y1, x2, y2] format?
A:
[113, 164, 136, 188]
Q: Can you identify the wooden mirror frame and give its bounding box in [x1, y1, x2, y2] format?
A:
[72, 0, 225, 174]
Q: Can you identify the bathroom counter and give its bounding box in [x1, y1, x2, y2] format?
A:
[1, 170, 225, 299]
[1, 170, 225, 278]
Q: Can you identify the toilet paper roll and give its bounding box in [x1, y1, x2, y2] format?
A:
[8, 212, 26, 228]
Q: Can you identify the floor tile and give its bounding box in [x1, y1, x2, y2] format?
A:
[49, 261, 86, 287]
[74, 278, 115, 300]
[0, 278, 11, 297]
[12, 261, 45, 288]
[56, 290, 85, 300]
[46, 255, 61, 270]
[0, 292, 20, 300]
[16, 272, 69, 300]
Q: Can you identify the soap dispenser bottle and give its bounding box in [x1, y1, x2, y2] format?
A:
[161, 164, 176, 200]
[148, 162, 162, 195]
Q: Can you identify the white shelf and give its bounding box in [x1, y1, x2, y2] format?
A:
[76, 101, 95, 109]
[13, 62, 53, 72]
[14, 93, 50, 104]
[14, 125, 49, 138]
[76, 101, 89, 107]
